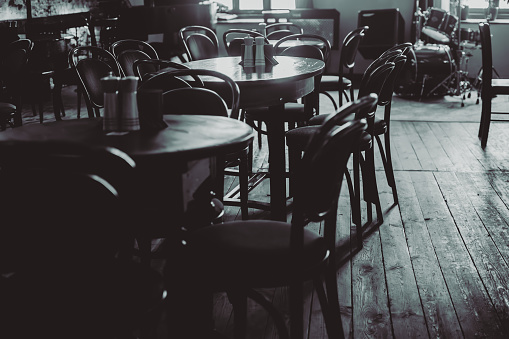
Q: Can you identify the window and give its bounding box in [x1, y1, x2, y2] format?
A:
[219, 0, 296, 12]
[466, 0, 509, 8]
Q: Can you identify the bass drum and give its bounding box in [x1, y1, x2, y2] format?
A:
[394, 44, 454, 97]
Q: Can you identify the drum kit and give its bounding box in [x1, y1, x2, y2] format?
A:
[395, 2, 481, 106]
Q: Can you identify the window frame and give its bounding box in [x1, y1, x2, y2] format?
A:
[227, 0, 296, 13]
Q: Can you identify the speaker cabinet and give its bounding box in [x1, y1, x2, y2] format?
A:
[358, 8, 405, 59]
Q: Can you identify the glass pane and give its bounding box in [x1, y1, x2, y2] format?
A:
[239, 0, 263, 10]
[271, 0, 296, 9]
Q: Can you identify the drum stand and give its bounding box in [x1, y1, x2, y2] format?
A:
[424, 0, 473, 107]
[425, 48, 473, 107]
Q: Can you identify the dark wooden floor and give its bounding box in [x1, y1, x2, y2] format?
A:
[18, 86, 509, 338]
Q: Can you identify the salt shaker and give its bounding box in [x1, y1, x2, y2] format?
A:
[101, 72, 120, 132]
[119, 76, 140, 131]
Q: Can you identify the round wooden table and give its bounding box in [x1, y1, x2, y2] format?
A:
[0, 116, 254, 223]
[183, 56, 325, 220]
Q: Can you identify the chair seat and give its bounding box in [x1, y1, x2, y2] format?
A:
[286, 124, 371, 151]
[319, 75, 352, 91]
[244, 102, 314, 123]
[0, 102, 16, 114]
[189, 220, 327, 288]
[493, 79, 509, 95]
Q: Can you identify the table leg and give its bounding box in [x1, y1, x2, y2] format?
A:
[266, 103, 287, 221]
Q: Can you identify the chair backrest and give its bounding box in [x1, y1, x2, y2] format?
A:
[293, 96, 373, 223]
[377, 54, 407, 107]
[0, 40, 30, 97]
[110, 39, 159, 59]
[275, 33, 331, 63]
[133, 59, 203, 87]
[340, 26, 368, 73]
[68, 46, 121, 110]
[479, 22, 492, 98]
[138, 68, 240, 119]
[179, 25, 219, 61]
[359, 49, 402, 93]
[0, 141, 136, 272]
[222, 29, 269, 57]
[357, 62, 395, 120]
[266, 22, 304, 40]
[380, 42, 413, 58]
[162, 87, 229, 117]
[117, 49, 151, 77]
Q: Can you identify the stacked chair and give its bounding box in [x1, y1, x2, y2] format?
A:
[167, 95, 374, 339]
[286, 44, 409, 251]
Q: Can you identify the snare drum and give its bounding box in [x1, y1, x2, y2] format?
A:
[395, 44, 454, 97]
[460, 27, 481, 44]
[421, 8, 458, 43]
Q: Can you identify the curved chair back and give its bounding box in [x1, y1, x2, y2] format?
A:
[357, 62, 395, 118]
[341, 26, 368, 71]
[266, 22, 303, 40]
[377, 54, 407, 106]
[294, 97, 371, 222]
[179, 26, 219, 61]
[68, 46, 121, 117]
[162, 87, 228, 117]
[359, 49, 402, 93]
[117, 49, 151, 76]
[222, 29, 269, 56]
[275, 33, 331, 63]
[134, 59, 204, 87]
[110, 39, 159, 59]
[479, 22, 492, 99]
[380, 42, 413, 58]
[139, 68, 240, 119]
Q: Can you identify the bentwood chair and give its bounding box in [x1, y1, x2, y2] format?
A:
[222, 29, 269, 57]
[266, 22, 303, 40]
[168, 99, 370, 339]
[133, 59, 203, 86]
[286, 60, 396, 249]
[243, 34, 331, 148]
[116, 49, 152, 77]
[478, 22, 509, 148]
[68, 46, 122, 118]
[0, 39, 31, 129]
[110, 39, 159, 60]
[321, 26, 368, 108]
[179, 25, 219, 61]
[0, 141, 164, 339]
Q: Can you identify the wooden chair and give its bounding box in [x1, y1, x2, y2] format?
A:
[110, 39, 159, 60]
[266, 22, 303, 40]
[0, 39, 30, 129]
[243, 34, 331, 149]
[478, 22, 509, 149]
[179, 25, 219, 61]
[68, 46, 122, 118]
[222, 29, 268, 56]
[171, 100, 370, 339]
[133, 59, 202, 85]
[116, 49, 152, 77]
[0, 140, 164, 339]
[320, 26, 368, 108]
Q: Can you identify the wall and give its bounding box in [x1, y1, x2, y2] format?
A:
[313, 0, 415, 74]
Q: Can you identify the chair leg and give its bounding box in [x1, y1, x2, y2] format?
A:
[345, 168, 362, 249]
[77, 87, 82, 119]
[288, 146, 301, 198]
[480, 96, 492, 149]
[289, 282, 304, 339]
[228, 290, 248, 339]
[375, 133, 398, 205]
[239, 148, 249, 220]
